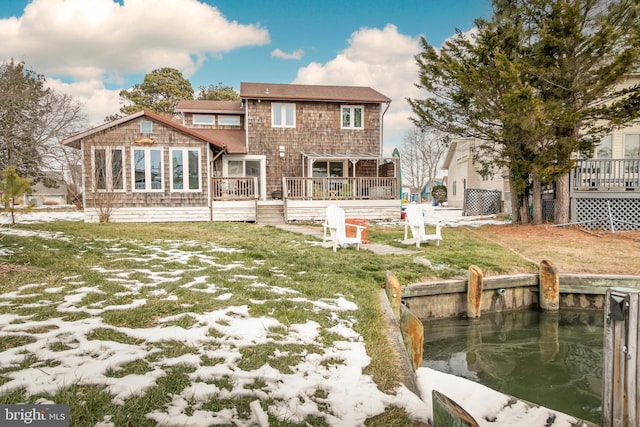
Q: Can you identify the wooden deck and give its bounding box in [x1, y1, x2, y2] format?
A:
[571, 159, 640, 193]
[210, 176, 402, 222]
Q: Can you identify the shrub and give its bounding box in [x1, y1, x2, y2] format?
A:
[431, 185, 447, 204]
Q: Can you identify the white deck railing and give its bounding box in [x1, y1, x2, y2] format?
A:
[572, 159, 640, 191]
[211, 177, 400, 201]
[283, 177, 399, 200]
[211, 177, 258, 200]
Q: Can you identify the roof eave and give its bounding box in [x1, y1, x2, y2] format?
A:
[61, 110, 227, 151]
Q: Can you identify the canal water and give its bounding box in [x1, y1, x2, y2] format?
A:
[423, 310, 603, 424]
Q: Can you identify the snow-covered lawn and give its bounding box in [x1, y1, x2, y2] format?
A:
[0, 214, 590, 426]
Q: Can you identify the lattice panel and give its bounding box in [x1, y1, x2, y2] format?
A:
[463, 189, 501, 215]
[542, 199, 555, 222]
[574, 198, 640, 230]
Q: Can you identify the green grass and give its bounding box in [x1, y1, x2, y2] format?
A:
[0, 219, 535, 426]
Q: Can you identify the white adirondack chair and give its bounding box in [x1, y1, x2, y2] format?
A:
[403, 204, 443, 247]
[323, 204, 366, 251]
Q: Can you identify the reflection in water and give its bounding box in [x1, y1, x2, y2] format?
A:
[423, 310, 603, 424]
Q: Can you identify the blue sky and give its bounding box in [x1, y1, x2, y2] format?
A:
[0, 0, 492, 149]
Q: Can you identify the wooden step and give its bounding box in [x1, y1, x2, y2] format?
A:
[257, 203, 285, 225]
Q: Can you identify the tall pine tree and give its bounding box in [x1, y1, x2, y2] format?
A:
[409, 0, 640, 224]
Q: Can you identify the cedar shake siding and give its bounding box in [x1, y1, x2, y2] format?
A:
[81, 117, 211, 210]
[246, 100, 384, 193]
[63, 83, 397, 223]
[62, 110, 226, 222]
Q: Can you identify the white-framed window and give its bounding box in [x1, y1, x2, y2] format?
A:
[312, 160, 345, 177]
[93, 147, 125, 191]
[218, 115, 241, 126]
[341, 105, 363, 129]
[171, 148, 201, 191]
[595, 135, 612, 159]
[272, 103, 296, 128]
[193, 114, 215, 125]
[133, 148, 163, 191]
[624, 134, 640, 158]
[140, 120, 153, 133]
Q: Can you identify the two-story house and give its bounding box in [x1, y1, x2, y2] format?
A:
[442, 137, 509, 215]
[443, 71, 640, 229]
[62, 82, 400, 223]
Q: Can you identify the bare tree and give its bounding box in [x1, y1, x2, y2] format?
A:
[401, 126, 449, 201]
[1, 61, 86, 186]
[90, 148, 124, 223]
[41, 91, 87, 206]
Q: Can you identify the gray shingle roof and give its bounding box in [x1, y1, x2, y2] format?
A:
[239, 82, 391, 103]
[175, 100, 244, 113]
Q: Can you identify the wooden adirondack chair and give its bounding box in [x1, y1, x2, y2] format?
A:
[403, 204, 442, 247]
[323, 204, 366, 251]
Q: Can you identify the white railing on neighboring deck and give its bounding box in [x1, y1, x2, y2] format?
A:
[572, 159, 640, 191]
[211, 177, 258, 200]
[283, 177, 399, 200]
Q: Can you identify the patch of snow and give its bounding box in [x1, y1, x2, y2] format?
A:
[0, 209, 591, 427]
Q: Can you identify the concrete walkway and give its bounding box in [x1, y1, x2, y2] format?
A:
[272, 223, 418, 255]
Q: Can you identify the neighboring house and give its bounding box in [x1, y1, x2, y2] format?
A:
[402, 178, 445, 203]
[442, 138, 509, 213]
[62, 83, 400, 223]
[23, 172, 68, 207]
[421, 178, 445, 201]
[444, 69, 640, 228]
[571, 122, 640, 229]
[443, 126, 640, 228]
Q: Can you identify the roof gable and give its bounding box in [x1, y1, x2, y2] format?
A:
[61, 110, 228, 151]
[239, 82, 391, 103]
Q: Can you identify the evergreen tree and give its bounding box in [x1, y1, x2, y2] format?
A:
[118, 67, 194, 116]
[196, 83, 240, 101]
[0, 165, 33, 224]
[0, 60, 50, 181]
[522, 0, 640, 224]
[409, 0, 640, 224]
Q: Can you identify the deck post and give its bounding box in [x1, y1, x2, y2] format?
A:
[467, 265, 483, 319]
[603, 288, 639, 427]
[539, 260, 559, 311]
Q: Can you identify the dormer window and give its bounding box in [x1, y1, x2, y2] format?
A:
[218, 115, 241, 126]
[193, 114, 215, 125]
[140, 120, 153, 133]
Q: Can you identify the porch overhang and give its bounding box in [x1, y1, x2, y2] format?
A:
[301, 151, 398, 178]
[301, 151, 394, 161]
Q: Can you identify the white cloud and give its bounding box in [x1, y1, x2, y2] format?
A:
[294, 24, 423, 149]
[271, 48, 304, 60]
[0, 0, 270, 82]
[0, 0, 271, 126]
[46, 78, 121, 126]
